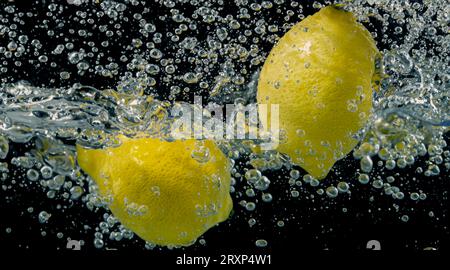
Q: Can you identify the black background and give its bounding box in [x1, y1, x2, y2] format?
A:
[0, 0, 448, 254]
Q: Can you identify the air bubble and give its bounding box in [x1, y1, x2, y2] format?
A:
[326, 186, 338, 198]
[255, 239, 268, 248]
[38, 211, 51, 224]
[337, 182, 349, 193]
[26, 169, 39, 181]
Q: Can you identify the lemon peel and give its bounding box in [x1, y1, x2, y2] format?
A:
[257, 6, 380, 179]
[77, 137, 232, 247]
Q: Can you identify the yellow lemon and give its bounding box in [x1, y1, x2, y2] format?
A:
[77, 137, 232, 247]
[257, 6, 380, 179]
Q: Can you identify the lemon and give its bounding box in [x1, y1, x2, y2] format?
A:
[257, 6, 380, 179]
[77, 137, 232, 247]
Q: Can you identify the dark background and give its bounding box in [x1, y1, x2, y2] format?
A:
[0, 0, 448, 254]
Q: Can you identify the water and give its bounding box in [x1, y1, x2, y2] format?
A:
[0, 0, 448, 250]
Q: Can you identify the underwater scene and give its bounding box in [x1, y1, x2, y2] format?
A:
[0, 0, 449, 261]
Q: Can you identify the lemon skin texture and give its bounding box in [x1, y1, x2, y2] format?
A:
[257, 6, 380, 179]
[77, 137, 232, 247]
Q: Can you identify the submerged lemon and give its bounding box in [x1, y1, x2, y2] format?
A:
[257, 6, 380, 179]
[77, 137, 232, 247]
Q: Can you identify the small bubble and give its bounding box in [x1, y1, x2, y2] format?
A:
[410, 192, 420, 201]
[310, 178, 320, 187]
[151, 186, 160, 196]
[38, 55, 48, 63]
[26, 169, 39, 181]
[289, 169, 300, 179]
[183, 72, 198, 84]
[70, 186, 84, 200]
[386, 176, 395, 183]
[248, 218, 257, 227]
[60, 71, 71, 80]
[38, 211, 51, 224]
[191, 145, 211, 163]
[40, 166, 53, 179]
[385, 159, 396, 170]
[245, 202, 256, 211]
[261, 193, 272, 203]
[7, 41, 18, 51]
[358, 174, 370, 184]
[245, 169, 261, 183]
[372, 180, 383, 189]
[394, 192, 405, 200]
[326, 186, 338, 198]
[94, 238, 104, 249]
[245, 188, 256, 198]
[360, 156, 373, 173]
[255, 239, 268, 248]
[296, 129, 305, 137]
[401, 215, 409, 222]
[337, 182, 349, 193]
[254, 176, 270, 191]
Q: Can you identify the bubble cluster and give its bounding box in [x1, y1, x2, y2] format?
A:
[0, 0, 448, 250]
